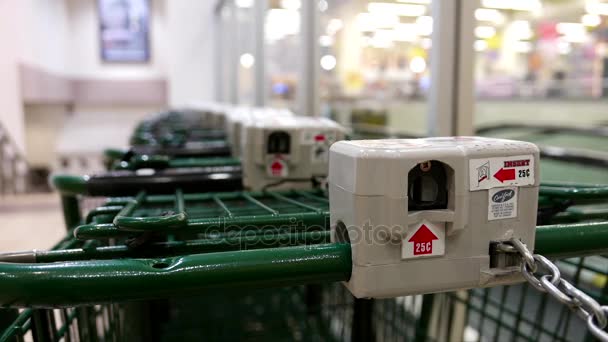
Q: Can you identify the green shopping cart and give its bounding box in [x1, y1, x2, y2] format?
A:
[1, 181, 607, 341]
[104, 110, 232, 170]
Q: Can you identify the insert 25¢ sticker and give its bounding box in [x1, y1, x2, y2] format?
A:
[469, 155, 534, 191]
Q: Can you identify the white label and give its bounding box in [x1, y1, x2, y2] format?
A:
[402, 220, 445, 260]
[488, 187, 518, 221]
[301, 131, 335, 145]
[469, 155, 534, 191]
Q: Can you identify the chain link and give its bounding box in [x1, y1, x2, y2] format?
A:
[502, 238, 608, 342]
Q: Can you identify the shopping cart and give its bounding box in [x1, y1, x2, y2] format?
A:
[104, 110, 232, 170]
[0, 186, 355, 341]
[1, 181, 608, 341]
[4, 113, 608, 340]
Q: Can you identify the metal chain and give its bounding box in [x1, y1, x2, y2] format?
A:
[499, 238, 608, 342]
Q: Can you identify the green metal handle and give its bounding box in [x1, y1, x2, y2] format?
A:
[539, 184, 608, 199]
[1, 222, 608, 307]
[113, 191, 188, 231]
[76, 212, 328, 240]
[0, 244, 351, 308]
[50, 174, 88, 195]
[0, 231, 332, 263]
[103, 148, 127, 160]
[535, 221, 608, 258]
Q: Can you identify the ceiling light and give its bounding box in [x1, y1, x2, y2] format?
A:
[474, 40, 488, 51]
[320, 55, 337, 71]
[393, 24, 418, 41]
[514, 41, 532, 53]
[415, 16, 433, 36]
[367, 2, 426, 17]
[370, 29, 395, 48]
[586, 0, 608, 15]
[475, 26, 496, 39]
[557, 22, 588, 43]
[482, 0, 541, 11]
[240, 53, 255, 69]
[326, 18, 343, 35]
[510, 20, 533, 40]
[475, 8, 504, 24]
[409, 57, 426, 73]
[280, 0, 301, 11]
[582, 13, 601, 27]
[319, 35, 334, 46]
[235, 0, 253, 8]
[355, 12, 399, 31]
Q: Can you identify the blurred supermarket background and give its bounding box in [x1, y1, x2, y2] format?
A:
[0, 0, 607, 197]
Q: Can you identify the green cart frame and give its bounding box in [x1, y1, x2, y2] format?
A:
[1, 182, 608, 341]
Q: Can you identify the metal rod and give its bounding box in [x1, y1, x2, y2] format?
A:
[212, 195, 233, 217]
[539, 184, 608, 199]
[241, 192, 279, 215]
[60, 195, 82, 230]
[0, 231, 332, 263]
[293, 190, 329, 203]
[113, 192, 189, 231]
[266, 192, 324, 213]
[0, 244, 352, 308]
[535, 221, 608, 258]
[74, 212, 328, 240]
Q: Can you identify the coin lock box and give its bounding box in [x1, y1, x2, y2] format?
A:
[225, 107, 294, 158]
[241, 115, 346, 190]
[329, 137, 540, 298]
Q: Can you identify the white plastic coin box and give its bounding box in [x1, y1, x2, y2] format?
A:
[225, 107, 294, 158]
[241, 115, 346, 190]
[329, 137, 540, 298]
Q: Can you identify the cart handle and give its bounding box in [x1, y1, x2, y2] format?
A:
[49, 166, 243, 197]
[1, 222, 608, 307]
[0, 243, 352, 308]
[103, 148, 127, 161]
[539, 183, 608, 199]
[49, 174, 88, 196]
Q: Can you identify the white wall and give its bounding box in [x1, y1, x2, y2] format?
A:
[0, 0, 26, 153]
[23, 104, 69, 168]
[66, 0, 167, 80]
[19, 0, 70, 75]
[0, 0, 217, 159]
[166, 0, 216, 106]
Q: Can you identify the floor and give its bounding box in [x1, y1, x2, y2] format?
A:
[0, 193, 66, 252]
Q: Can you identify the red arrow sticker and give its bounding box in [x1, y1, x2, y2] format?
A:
[408, 224, 438, 255]
[493, 168, 516, 183]
[402, 221, 445, 259]
[267, 159, 288, 177]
